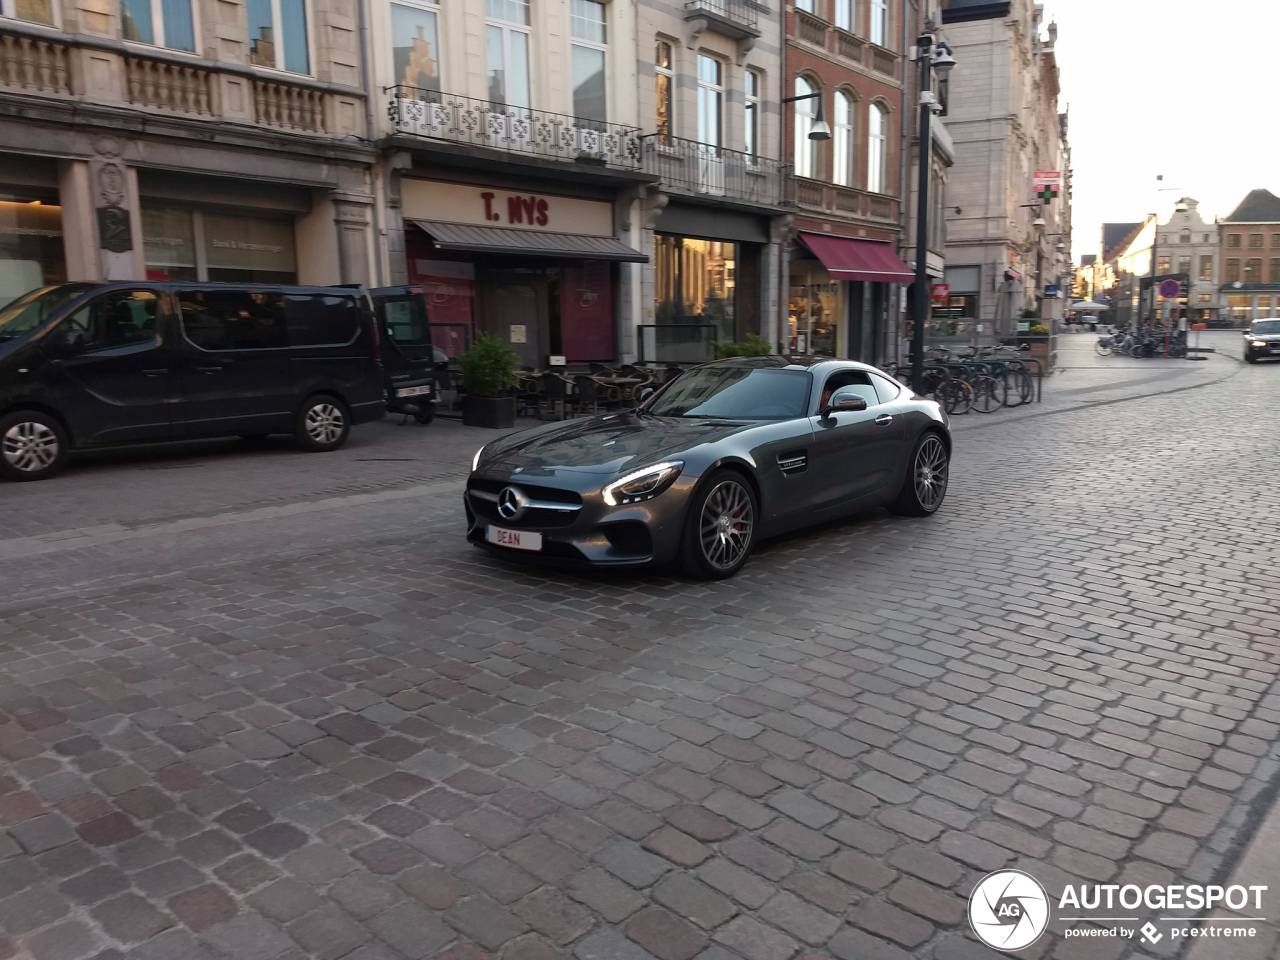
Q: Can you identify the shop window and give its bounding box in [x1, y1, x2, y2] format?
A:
[655, 40, 674, 145]
[285, 294, 360, 346]
[867, 102, 887, 193]
[179, 289, 287, 351]
[143, 207, 297, 284]
[744, 69, 760, 160]
[0, 197, 66, 306]
[571, 0, 606, 123]
[486, 0, 530, 109]
[2, 0, 54, 25]
[247, 0, 310, 74]
[655, 234, 736, 345]
[64, 289, 159, 351]
[793, 76, 819, 179]
[832, 90, 853, 186]
[391, 0, 441, 93]
[121, 0, 195, 50]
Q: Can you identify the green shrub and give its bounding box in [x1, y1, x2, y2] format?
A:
[458, 333, 521, 398]
[715, 333, 774, 359]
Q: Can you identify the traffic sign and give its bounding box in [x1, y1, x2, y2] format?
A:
[1159, 279, 1180, 299]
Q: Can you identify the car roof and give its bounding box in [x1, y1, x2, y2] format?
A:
[700, 355, 880, 374]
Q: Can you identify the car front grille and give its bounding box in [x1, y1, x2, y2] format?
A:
[467, 479, 584, 528]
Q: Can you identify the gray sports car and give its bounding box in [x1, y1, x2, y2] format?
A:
[465, 356, 951, 578]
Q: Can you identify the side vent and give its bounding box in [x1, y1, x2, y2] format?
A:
[777, 451, 807, 475]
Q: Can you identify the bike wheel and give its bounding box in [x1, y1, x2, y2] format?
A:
[1095, 341, 1112, 357]
[946, 381, 973, 416]
[973, 376, 1004, 413]
[1129, 343, 1145, 358]
[1011, 368, 1034, 405]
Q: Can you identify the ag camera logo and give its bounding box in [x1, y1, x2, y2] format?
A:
[969, 870, 1050, 951]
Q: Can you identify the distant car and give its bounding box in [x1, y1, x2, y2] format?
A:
[0, 283, 385, 481]
[1244, 318, 1280, 363]
[465, 356, 951, 579]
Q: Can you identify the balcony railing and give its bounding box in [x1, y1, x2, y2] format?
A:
[641, 135, 787, 207]
[786, 177, 898, 222]
[387, 86, 641, 170]
[684, 0, 760, 39]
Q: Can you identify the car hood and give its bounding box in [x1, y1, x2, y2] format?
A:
[481, 413, 757, 476]
[1250, 333, 1280, 341]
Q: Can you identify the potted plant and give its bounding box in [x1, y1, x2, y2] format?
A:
[714, 333, 773, 359]
[1015, 319, 1055, 371]
[458, 333, 520, 428]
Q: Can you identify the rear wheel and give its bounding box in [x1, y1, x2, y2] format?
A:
[1095, 340, 1112, 356]
[972, 376, 1005, 413]
[296, 395, 350, 452]
[889, 432, 949, 517]
[414, 405, 435, 425]
[0, 411, 68, 482]
[680, 469, 757, 579]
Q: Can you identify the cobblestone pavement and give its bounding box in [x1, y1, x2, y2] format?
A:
[0, 343, 1277, 960]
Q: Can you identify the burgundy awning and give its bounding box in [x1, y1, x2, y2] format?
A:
[797, 233, 913, 283]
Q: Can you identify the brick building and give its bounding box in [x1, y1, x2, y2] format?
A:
[1219, 188, 1280, 325]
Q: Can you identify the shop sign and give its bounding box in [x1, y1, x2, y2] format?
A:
[931, 283, 950, 300]
[402, 180, 614, 237]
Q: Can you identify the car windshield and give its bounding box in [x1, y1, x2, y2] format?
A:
[0, 284, 94, 342]
[1253, 319, 1280, 335]
[646, 367, 811, 420]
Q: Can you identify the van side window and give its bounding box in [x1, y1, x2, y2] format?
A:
[286, 295, 360, 346]
[179, 290, 286, 351]
[63, 289, 159, 351]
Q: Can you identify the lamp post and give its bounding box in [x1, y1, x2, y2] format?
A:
[781, 91, 832, 141]
[909, 34, 955, 394]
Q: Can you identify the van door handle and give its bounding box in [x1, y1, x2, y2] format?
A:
[141, 368, 168, 377]
[875, 414, 894, 426]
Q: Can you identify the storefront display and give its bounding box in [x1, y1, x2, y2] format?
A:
[654, 234, 736, 344]
[788, 265, 842, 356]
[142, 207, 297, 284]
[0, 196, 65, 306]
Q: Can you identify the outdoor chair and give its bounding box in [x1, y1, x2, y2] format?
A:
[539, 373, 571, 420]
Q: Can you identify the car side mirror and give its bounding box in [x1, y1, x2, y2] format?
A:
[637, 387, 655, 403]
[48, 324, 86, 357]
[821, 387, 869, 418]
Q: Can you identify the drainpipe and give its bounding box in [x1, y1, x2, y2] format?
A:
[357, 0, 386, 287]
[895, 0, 912, 366]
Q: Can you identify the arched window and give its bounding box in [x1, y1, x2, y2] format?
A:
[794, 76, 819, 180]
[867, 101, 887, 193]
[833, 91, 853, 186]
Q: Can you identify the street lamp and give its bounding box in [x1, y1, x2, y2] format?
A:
[910, 35, 956, 395]
[781, 91, 831, 141]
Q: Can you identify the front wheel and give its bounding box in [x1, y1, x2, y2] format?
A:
[889, 432, 950, 517]
[1095, 341, 1112, 356]
[680, 470, 758, 579]
[296, 395, 350, 452]
[0, 411, 69, 482]
[1245, 351, 1257, 364]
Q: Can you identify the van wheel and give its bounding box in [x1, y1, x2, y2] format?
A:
[296, 396, 350, 452]
[0, 411, 69, 482]
[414, 406, 435, 425]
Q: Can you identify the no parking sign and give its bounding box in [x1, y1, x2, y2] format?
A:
[1159, 279, 1181, 299]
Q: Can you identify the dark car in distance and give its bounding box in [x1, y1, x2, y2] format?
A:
[1244, 318, 1280, 363]
[466, 356, 951, 579]
[0, 283, 385, 481]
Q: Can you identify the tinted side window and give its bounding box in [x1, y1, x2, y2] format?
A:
[377, 295, 430, 345]
[286, 295, 361, 346]
[64, 289, 160, 351]
[870, 373, 901, 404]
[179, 290, 286, 351]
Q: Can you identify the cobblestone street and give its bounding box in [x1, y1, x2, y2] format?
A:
[1, 336, 1277, 960]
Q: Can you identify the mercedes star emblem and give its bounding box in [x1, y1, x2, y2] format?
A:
[497, 486, 526, 520]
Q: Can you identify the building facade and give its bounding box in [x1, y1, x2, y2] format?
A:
[782, 0, 913, 362]
[0, 0, 376, 305]
[939, 0, 1070, 338]
[1218, 188, 1280, 325]
[1154, 197, 1218, 323]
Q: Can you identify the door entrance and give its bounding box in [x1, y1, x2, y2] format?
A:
[479, 271, 548, 369]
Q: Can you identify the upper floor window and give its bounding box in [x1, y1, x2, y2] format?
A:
[570, 0, 606, 122]
[795, 0, 815, 13]
[832, 90, 853, 186]
[122, 0, 195, 51]
[1179, 229, 1190, 244]
[1228, 233, 1241, 248]
[655, 40, 674, 144]
[697, 54, 722, 148]
[247, 0, 309, 73]
[4, 0, 54, 25]
[1250, 233, 1264, 248]
[1225, 258, 1240, 282]
[834, 0, 852, 31]
[793, 76, 819, 179]
[870, 0, 886, 45]
[1272, 233, 1280, 248]
[744, 69, 761, 160]
[867, 101, 887, 193]
[391, 0, 441, 93]
[486, 0, 530, 108]
[1199, 255, 1213, 281]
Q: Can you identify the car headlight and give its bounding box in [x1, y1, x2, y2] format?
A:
[471, 446, 485, 472]
[1252, 341, 1267, 348]
[603, 461, 683, 506]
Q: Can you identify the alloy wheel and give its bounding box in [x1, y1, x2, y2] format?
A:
[914, 435, 949, 510]
[3, 421, 59, 473]
[305, 403, 345, 445]
[699, 480, 754, 571]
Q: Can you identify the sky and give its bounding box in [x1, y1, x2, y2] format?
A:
[1047, 0, 1280, 261]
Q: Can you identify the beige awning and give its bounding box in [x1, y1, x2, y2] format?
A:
[410, 221, 647, 263]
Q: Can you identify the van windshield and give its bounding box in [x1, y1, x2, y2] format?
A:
[0, 285, 95, 342]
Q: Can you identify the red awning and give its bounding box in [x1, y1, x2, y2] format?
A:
[797, 233, 913, 283]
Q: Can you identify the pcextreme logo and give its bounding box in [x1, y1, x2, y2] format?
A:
[968, 870, 1269, 952]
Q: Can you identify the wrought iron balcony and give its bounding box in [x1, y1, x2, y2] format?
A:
[387, 85, 641, 170]
[641, 135, 786, 207]
[684, 0, 760, 40]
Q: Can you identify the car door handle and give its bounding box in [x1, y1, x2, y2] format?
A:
[142, 368, 169, 377]
[196, 365, 226, 374]
[875, 414, 894, 425]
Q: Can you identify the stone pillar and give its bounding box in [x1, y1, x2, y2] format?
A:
[334, 200, 372, 287]
[58, 159, 100, 282]
[296, 193, 341, 286]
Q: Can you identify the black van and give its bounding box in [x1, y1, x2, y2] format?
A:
[0, 282, 385, 481]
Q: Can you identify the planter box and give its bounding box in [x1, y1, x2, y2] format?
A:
[462, 395, 516, 429]
[1014, 334, 1055, 372]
